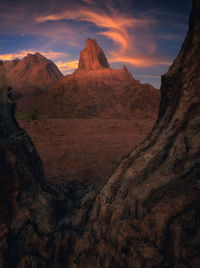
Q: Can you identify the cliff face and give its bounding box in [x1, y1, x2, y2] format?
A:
[77, 38, 110, 71]
[0, 0, 199, 267]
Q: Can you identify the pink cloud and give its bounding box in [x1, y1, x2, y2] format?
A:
[35, 5, 171, 69]
[0, 1, 172, 70]
[56, 60, 79, 74]
[109, 56, 171, 68]
[0, 50, 68, 61]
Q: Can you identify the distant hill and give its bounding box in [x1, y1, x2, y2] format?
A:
[4, 52, 63, 101]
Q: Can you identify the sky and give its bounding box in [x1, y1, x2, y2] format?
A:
[0, 0, 192, 88]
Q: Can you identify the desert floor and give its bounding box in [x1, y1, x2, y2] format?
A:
[19, 116, 157, 187]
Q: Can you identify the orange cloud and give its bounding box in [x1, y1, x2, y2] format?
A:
[0, 50, 35, 61]
[99, 31, 128, 51]
[37, 6, 172, 69]
[36, 7, 152, 54]
[56, 60, 79, 74]
[36, 9, 148, 30]
[35, 7, 162, 69]
[1, 4, 170, 72]
[43, 50, 69, 59]
[0, 50, 68, 61]
[109, 56, 171, 67]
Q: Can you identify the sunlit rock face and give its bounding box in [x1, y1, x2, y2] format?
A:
[0, 0, 199, 267]
[4, 52, 63, 98]
[4, 52, 63, 114]
[77, 38, 110, 71]
[42, 66, 159, 118]
[4, 38, 159, 118]
[40, 39, 160, 119]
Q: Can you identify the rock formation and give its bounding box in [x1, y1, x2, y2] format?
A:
[4, 40, 160, 118]
[4, 53, 63, 112]
[0, 0, 199, 267]
[39, 41, 160, 119]
[5, 53, 63, 92]
[41, 66, 159, 118]
[77, 38, 110, 71]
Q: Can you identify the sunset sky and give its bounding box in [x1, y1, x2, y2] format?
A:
[0, 0, 192, 88]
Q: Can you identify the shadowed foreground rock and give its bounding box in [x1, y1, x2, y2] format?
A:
[0, 0, 200, 267]
[0, 62, 96, 267]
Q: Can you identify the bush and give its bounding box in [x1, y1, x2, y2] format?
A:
[15, 111, 38, 120]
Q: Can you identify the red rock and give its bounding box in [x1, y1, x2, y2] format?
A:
[76, 38, 110, 72]
[4, 41, 160, 120]
[4, 52, 63, 94]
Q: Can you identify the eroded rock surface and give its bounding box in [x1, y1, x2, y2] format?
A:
[5, 53, 63, 91]
[0, 0, 200, 267]
[40, 61, 160, 119]
[77, 38, 110, 71]
[4, 53, 63, 107]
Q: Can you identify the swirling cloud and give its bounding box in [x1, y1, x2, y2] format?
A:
[0, 0, 189, 86]
[35, 6, 161, 67]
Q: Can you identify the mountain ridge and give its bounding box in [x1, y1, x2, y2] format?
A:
[4, 52, 63, 93]
[40, 39, 160, 118]
[4, 40, 160, 119]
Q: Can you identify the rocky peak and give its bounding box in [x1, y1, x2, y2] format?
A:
[77, 38, 110, 71]
[24, 52, 51, 66]
[4, 53, 63, 92]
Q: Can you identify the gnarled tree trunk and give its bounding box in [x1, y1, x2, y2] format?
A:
[70, 1, 200, 267]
